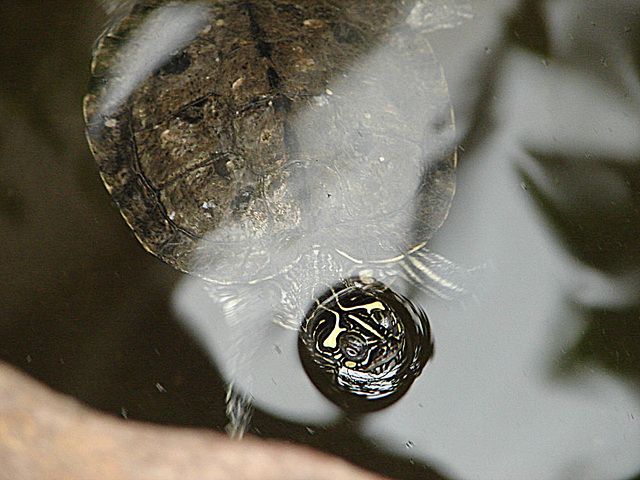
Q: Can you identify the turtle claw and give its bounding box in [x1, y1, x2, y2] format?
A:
[399, 248, 476, 300]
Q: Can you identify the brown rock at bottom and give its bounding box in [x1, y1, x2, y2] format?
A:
[0, 361, 389, 480]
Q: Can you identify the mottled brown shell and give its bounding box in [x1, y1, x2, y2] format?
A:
[84, 0, 455, 284]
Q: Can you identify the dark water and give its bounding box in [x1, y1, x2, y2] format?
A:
[1, 1, 639, 479]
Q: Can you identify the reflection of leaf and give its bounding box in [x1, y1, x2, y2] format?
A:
[0, 183, 25, 224]
[504, 0, 550, 55]
[556, 305, 640, 383]
[516, 153, 640, 276]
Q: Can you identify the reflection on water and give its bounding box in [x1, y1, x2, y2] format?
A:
[1, 0, 640, 479]
[84, 0, 462, 297]
[298, 279, 433, 413]
[85, 0, 465, 433]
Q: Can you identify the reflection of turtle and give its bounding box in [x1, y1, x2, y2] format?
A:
[84, 0, 460, 413]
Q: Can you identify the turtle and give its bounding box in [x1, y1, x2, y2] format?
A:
[84, 0, 463, 413]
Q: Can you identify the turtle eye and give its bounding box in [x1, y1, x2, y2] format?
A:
[298, 279, 433, 413]
[340, 333, 367, 362]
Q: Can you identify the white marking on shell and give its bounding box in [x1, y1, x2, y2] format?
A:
[303, 18, 323, 28]
[232, 77, 244, 90]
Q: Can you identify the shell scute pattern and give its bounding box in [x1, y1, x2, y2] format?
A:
[84, 0, 457, 291]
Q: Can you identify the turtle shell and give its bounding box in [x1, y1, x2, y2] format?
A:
[84, 0, 456, 285]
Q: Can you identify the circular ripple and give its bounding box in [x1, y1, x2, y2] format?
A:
[298, 279, 434, 412]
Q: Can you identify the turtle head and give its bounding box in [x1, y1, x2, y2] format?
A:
[298, 279, 433, 412]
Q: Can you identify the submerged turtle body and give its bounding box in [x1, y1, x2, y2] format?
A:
[84, 0, 456, 289]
